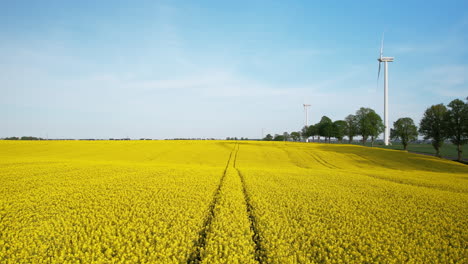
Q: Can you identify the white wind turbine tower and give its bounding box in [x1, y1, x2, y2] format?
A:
[377, 34, 394, 146]
[303, 104, 311, 142]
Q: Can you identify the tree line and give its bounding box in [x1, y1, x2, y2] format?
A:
[418, 97, 468, 160]
[263, 97, 468, 161]
[3, 136, 45, 140]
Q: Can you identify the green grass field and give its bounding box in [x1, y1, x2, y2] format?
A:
[344, 141, 467, 160]
[378, 143, 468, 160]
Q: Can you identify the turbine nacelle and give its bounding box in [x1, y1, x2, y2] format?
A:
[378, 57, 394, 62]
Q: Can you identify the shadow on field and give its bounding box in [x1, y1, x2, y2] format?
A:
[317, 144, 468, 174]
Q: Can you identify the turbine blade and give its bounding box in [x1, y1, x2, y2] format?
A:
[380, 33, 384, 58]
[377, 62, 381, 81]
[376, 62, 382, 90]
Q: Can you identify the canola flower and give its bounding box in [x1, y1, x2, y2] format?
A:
[237, 142, 468, 263]
[0, 141, 230, 263]
[0, 140, 467, 263]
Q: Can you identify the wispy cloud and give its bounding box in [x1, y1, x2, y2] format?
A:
[78, 69, 295, 98]
[393, 17, 468, 56]
[393, 43, 445, 54]
[416, 65, 468, 97]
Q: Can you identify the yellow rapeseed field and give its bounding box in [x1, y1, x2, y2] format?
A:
[0, 140, 467, 263]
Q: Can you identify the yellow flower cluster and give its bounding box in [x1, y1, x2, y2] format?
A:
[237, 142, 468, 263]
[0, 140, 466, 263]
[0, 141, 230, 263]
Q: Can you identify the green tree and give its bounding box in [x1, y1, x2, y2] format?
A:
[318, 116, 333, 143]
[263, 134, 273, 141]
[390, 117, 418, 150]
[290, 132, 301, 141]
[356, 108, 384, 146]
[332, 120, 347, 143]
[273, 134, 285, 141]
[20, 136, 43, 140]
[419, 104, 448, 157]
[445, 99, 468, 161]
[301, 126, 309, 142]
[356, 108, 372, 144]
[345, 114, 359, 143]
[307, 124, 318, 142]
[4, 137, 20, 140]
[367, 112, 385, 147]
[282, 132, 290, 141]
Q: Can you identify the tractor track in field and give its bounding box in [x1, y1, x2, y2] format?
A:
[234, 145, 267, 264]
[186, 144, 237, 264]
[355, 171, 465, 193]
[188, 143, 267, 263]
[307, 151, 340, 169]
[280, 147, 311, 169]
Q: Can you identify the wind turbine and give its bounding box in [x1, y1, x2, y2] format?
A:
[303, 104, 311, 142]
[377, 34, 394, 146]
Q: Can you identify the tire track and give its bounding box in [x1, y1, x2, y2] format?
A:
[234, 145, 267, 263]
[186, 144, 237, 263]
[280, 147, 311, 169]
[307, 151, 339, 169]
[355, 171, 466, 194]
[233, 143, 240, 168]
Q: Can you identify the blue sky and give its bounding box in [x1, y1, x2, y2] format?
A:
[1, 0, 467, 139]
